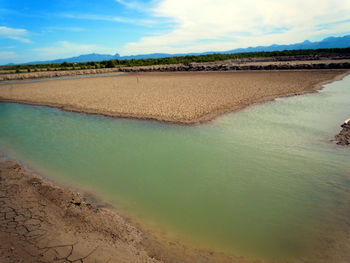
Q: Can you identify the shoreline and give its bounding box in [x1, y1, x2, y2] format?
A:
[0, 158, 159, 263]
[0, 70, 349, 126]
[0, 157, 242, 263]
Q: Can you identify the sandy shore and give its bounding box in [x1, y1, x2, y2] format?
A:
[0, 70, 348, 125]
[0, 158, 244, 263]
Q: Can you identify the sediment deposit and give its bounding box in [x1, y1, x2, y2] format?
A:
[0, 70, 347, 124]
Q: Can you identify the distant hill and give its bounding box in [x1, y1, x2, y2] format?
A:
[221, 36, 350, 54]
[23, 35, 350, 65]
[26, 53, 121, 65]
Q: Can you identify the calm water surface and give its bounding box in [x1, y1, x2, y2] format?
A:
[0, 76, 350, 262]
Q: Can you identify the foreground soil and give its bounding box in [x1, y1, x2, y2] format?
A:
[0, 159, 160, 263]
[0, 70, 348, 124]
[0, 159, 245, 263]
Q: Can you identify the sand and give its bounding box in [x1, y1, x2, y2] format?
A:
[0, 70, 348, 125]
[0, 68, 121, 81]
[0, 159, 245, 263]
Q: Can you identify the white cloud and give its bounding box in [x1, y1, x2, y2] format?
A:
[122, 0, 350, 54]
[31, 41, 116, 60]
[0, 26, 31, 43]
[59, 12, 158, 26]
[115, 0, 153, 12]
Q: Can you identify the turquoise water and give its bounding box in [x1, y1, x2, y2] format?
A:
[0, 76, 350, 262]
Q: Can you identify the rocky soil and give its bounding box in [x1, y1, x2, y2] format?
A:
[335, 122, 350, 145]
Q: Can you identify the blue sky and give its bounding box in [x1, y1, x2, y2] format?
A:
[1, 0, 350, 64]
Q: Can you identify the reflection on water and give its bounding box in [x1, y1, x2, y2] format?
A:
[0, 76, 349, 262]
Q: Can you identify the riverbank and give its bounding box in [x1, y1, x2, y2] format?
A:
[0, 70, 348, 125]
[0, 158, 243, 263]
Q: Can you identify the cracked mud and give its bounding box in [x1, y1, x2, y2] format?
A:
[0, 160, 160, 263]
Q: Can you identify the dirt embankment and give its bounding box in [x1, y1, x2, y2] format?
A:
[0, 68, 121, 82]
[118, 59, 350, 73]
[1, 55, 350, 81]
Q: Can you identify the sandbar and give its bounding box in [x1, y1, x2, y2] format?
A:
[0, 70, 348, 124]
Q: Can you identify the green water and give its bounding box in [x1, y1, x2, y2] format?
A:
[0, 76, 350, 262]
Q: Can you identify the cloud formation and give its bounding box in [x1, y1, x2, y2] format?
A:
[59, 12, 161, 27]
[122, 0, 350, 54]
[0, 26, 31, 43]
[115, 0, 148, 11]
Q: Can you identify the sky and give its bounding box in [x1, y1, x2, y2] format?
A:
[0, 0, 350, 64]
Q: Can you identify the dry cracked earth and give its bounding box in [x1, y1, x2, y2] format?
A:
[0, 158, 160, 263]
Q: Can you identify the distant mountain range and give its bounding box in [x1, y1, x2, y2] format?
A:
[23, 35, 350, 65]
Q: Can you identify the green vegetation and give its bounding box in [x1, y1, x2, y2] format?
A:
[1, 47, 349, 72]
